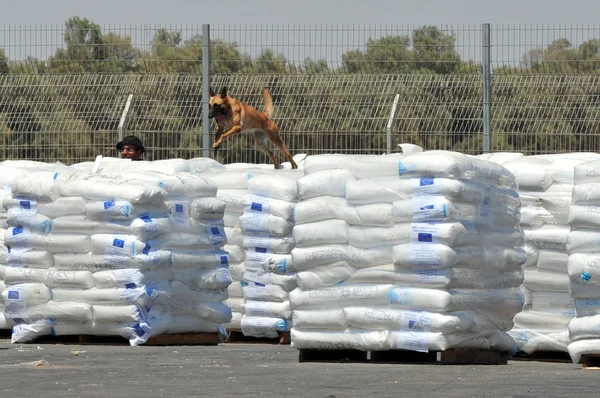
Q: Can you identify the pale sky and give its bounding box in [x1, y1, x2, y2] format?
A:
[4, 0, 600, 26]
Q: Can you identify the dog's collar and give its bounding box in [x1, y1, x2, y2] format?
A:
[215, 114, 226, 122]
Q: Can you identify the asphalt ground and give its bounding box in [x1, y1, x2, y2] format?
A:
[0, 339, 597, 398]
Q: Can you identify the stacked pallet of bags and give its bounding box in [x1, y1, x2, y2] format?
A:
[479, 153, 600, 354]
[0, 160, 77, 332]
[238, 171, 302, 338]
[289, 151, 524, 353]
[1, 167, 231, 345]
[210, 169, 255, 331]
[290, 152, 407, 343]
[0, 184, 9, 330]
[0, 190, 8, 330]
[565, 159, 600, 362]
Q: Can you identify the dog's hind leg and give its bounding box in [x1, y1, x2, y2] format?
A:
[269, 133, 298, 169]
[252, 130, 279, 169]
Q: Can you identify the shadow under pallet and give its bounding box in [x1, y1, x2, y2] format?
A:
[581, 355, 600, 369]
[14, 332, 220, 346]
[226, 330, 291, 344]
[298, 349, 510, 365]
[512, 350, 572, 363]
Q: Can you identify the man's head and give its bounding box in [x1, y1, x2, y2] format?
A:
[116, 135, 145, 161]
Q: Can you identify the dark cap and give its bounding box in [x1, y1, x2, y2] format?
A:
[116, 135, 145, 153]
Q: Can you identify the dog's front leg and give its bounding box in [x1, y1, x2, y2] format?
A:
[212, 125, 242, 155]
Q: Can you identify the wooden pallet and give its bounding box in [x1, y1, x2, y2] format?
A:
[226, 330, 290, 345]
[581, 354, 600, 369]
[298, 349, 509, 365]
[512, 350, 572, 363]
[29, 332, 219, 346]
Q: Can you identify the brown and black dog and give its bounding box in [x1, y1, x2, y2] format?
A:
[208, 87, 298, 169]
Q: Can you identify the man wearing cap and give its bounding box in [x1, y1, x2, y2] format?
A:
[116, 135, 145, 161]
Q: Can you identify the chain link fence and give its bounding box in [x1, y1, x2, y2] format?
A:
[1, 23, 600, 163]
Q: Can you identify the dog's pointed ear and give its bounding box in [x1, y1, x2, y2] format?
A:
[209, 87, 215, 97]
[220, 87, 227, 99]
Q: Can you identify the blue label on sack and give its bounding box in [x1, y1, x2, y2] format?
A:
[420, 204, 434, 211]
[125, 283, 137, 289]
[142, 243, 151, 255]
[398, 162, 416, 176]
[140, 215, 152, 223]
[251, 202, 263, 212]
[175, 204, 184, 214]
[132, 323, 146, 337]
[12, 226, 23, 236]
[255, 282, 266, 287]
[278, 259, 287, 273]
[104, 200, 115, 209]
[8, 291, 19, 300]
[146, 284, 157, 298]
[408, 320, 416, 329]
[19, 201, 31, 210]
[418, 233, 433, 242]
[53, 172, 59, 181]
[419, 178, 434, 186]
[581, 272, 592, 282]
[220, 255, 228, 265]
[255, 247, 267, 254]
[113, 238, 125, 248]
[211, 227, 221, 235]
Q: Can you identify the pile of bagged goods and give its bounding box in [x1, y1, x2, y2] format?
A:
[478, 152, 600, 355]
[289, 149, 524, 353]
[565, 159, 600, 363]
[0, 157, 234, 345]
[208, 162, 303, 338]
[1, 145, 598, 362]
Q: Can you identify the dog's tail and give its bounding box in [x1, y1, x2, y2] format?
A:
[263, 87, 274, 119]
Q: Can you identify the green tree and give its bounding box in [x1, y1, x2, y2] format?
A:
[98, 32, 140, 72]
[48, 16, 105, 73]
[255, 49, 289, 74]
[341, 36, 412, 73]
[412, 26, 461, 74]
[0, 49, 8, 74]
[302, 58, 330, 74]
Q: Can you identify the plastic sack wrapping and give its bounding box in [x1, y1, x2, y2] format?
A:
[482, 153, 589, 356]
[1, 162, 232, 344]
[289, 151, 524, 355]
[563, 157, 600, 361]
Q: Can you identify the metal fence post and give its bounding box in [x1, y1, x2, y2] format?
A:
[386, 94, 400, 154]
[482, 23, 492, 153]
[202, 24, 211, 158]
[117, 94, 134, 143]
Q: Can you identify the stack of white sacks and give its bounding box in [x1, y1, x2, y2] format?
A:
[211, 168, 259, 331]
[0, 185, 10, 330]
[565, 159, 600, 363]
[238, 171, 303, 338]
[0, 159, 233, 345]
[289, 151, 524, 353]
[479, 153, 600, 355]
[0, 160, 78, 332]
